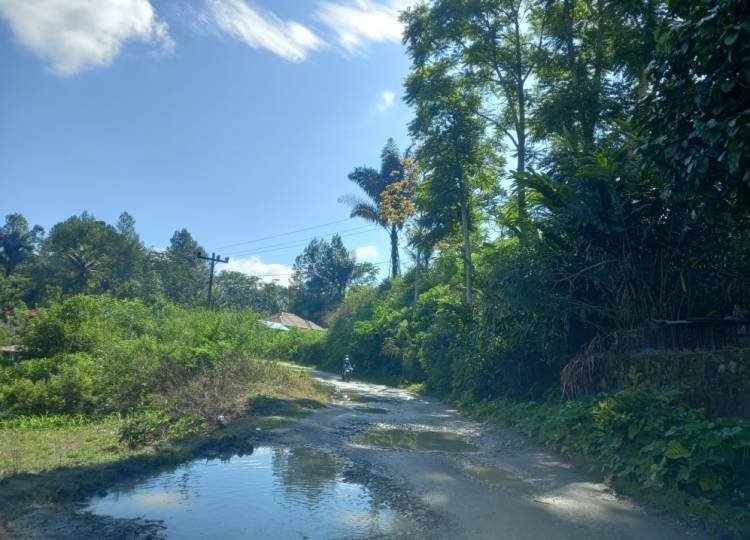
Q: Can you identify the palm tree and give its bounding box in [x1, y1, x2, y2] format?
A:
[341, 139, 408, 279]
[0, 213, 44, 277]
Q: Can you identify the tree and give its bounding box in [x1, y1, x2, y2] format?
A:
[402, 0, 545, 218]
[159, 229, 209, 306]
[343, 138, 414, 278]
[44, 214, 124, 294]
[0, 214, 44, 277]
[116, 212, 139, 240]
[532, 0, 665, 151]
[406, 66, 495, 305]
[289, 235, 372, 322]
[639, 0, 750, 230]
[215, 271, 287, 312]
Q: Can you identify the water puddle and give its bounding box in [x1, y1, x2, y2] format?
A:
[465, 464, 534, 493]
[85, 446, 414, 539]
[358, 428, 478, 452]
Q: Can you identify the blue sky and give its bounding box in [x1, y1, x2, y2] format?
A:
[0, 0, 417, 283]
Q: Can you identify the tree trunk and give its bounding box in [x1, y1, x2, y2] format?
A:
[390, 225, 400, 278]
[638, 0, 657, 99]
[460, 197, 473, 306]
[413, 250, 420, 319]
[513, 11, 527, 217]
[584, 0, 605, 150]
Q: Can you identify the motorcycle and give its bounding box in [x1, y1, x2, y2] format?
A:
[341, 366, 354, 382]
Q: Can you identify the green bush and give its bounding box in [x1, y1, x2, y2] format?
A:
[0, 295, 323, 418]
[469, 387, 750, 535]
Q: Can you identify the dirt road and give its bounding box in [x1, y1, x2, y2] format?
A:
[272, 369, 705, 540]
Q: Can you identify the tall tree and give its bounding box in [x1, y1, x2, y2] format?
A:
[159, 229, 209, 306]
[406, 66, 494, 305]
[0, 214, 44, 277]
[343, 138, 413, 278]
[289, 235, 374, 322]
[115, 212, 139, 240]
[532, 0, 665, 151]
[403, 0, 545, 218]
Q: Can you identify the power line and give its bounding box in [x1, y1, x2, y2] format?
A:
[248, 260, 391, 279]
[223, 226, 380, 258]
[223, 224, 376, 256]
[211, 217, 355, 251]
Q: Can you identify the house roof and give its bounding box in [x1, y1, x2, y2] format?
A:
[263, 312, 325, 331]
[260, 320, 290, 331]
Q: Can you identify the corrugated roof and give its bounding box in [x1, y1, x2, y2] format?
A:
[263, 312, 325, 331]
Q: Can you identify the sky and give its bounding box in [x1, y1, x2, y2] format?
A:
[0, 0, 419, 284]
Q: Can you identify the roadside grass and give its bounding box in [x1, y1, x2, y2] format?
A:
[0, 359, 327, 481]
[0, 416, 141, 479]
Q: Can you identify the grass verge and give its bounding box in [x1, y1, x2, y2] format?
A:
[0, 359, 327, 525]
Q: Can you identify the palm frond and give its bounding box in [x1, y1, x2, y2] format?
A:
[347, 167, 385, 202]
[350, 202, 386, 227]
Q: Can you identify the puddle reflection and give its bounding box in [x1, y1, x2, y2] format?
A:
[358, 428, 478, 452]
[85, 446, 412, 539]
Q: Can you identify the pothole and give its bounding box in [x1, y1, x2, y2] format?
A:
[80, 446, 419, 539]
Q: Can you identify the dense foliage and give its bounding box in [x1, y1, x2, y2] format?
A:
[0, 295, 323, 418]
[467, 388, 750, 535]
[321, 0, 750, 400]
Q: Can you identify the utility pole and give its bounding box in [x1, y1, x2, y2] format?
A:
[197, 252, 229, 309]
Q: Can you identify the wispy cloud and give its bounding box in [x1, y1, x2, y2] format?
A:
[224, 256, 293, 285]
[208, 0, 324, 62]
[376, 90, 396, 111]
[355, 244, 380, 262]
[0, 0, 173, 76]
[317, 0, 417, 52]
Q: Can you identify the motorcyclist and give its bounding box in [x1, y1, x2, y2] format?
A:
[341, 355, 354, 381]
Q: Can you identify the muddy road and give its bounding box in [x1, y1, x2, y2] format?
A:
[4, 369, 707, 539]
[269, 369, 704, 540]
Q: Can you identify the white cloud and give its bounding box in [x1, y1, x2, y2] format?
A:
[0, 0, 173, 76]
[208, 0, 324, 62]
[376, 90, 396, 111]
[317, 0, 417, 52]
[224, 256, 293, 285]
[354, 244, 380, 262]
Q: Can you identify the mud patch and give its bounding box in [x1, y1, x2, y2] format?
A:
[464, 464, 535, 494]
[337, 392, 391, 404]
[7, 507, 165, 540]
[358, 428, 478, 452]
[355, 406, 389, 414]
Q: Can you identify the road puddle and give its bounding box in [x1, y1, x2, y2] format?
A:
[464, 464, 535, 493]
[85, 446, 413, 539]
[358, 428, 478, 452]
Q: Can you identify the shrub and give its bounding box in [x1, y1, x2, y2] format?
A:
[469, 387, 750, 535]
[1, 295, 322, 418]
